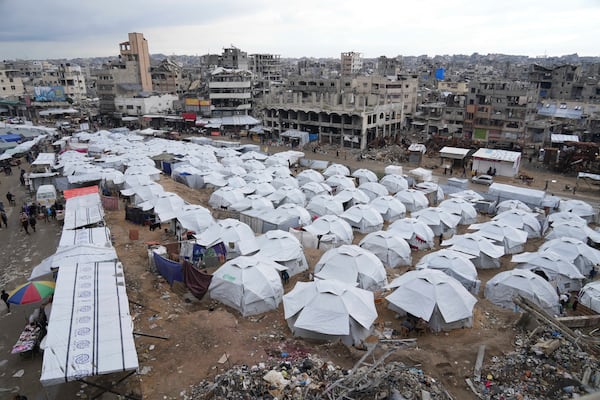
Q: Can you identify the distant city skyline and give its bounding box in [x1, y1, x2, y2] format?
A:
[1, 0, 599, 61]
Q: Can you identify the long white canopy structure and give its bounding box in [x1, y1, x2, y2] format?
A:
[41, 260, 138, 386]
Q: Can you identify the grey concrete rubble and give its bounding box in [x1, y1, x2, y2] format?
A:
[189, 354, 451, 400]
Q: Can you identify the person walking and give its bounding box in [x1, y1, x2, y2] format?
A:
[1, 289, 10, 313]
[281, 270, 290, 286]
[28, 212, 37, 232]
[20, 211, 29, 234]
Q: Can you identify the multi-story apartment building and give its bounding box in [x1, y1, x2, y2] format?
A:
[57, 64, 87, 102]
[351, 74, 419, 121]
[341, 52, 362, 77]
[0, 65, 25, 99]
[96, 32, 153, 116]
[114, 93, 178, 116]
[250, 54, 282, 82]
[221, 47, 248, 71]
[376, 56, 401, 77]
[208, 67, 252, 117]
[529, 64, 581, 100]
[464, 80, 538, 147]
[151, 58, 186, 95]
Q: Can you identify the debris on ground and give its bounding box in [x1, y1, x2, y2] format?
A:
[189, 353, 452, 399]
[473, 327, 600, 399]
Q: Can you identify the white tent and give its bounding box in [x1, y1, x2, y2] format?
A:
[415, 249, 480, 295]
[388, 218, 435, 250]
[380, 174, 409, 194]
[468, 220, 528, 255]
[323, 163, 350, 177]
[438, 198, 478, 225]
[443, 233, 505, 269]
[412, 207, 461, 237]
[352, 168, 378, 185]
[314, 245, 387, 291]
[545, 221, 600, 245]
[415, 181, 444, 204]
[283, 280, 377, 346]
[386, 269, 477, 332]
[296, 169, 325, 187]
[196, 219, 259, 259]
[208, 187, 246, 210]
[547, 211, 587, 226]
[578, 281, 600, 314]
[394, 189, 429, 212]
[141, 192, 186, 221]
[303, 214, 354, 248]
[175, 206, 216, 237]
[449, 190, 484, 202]
[276, 203, 312, 226]
[29, 245, 118, 281]
[358, 181, 389, 201]
[539, 237, 600, 277]
[231, 194, 274, 212]
[484, 269, 560, 315]
[306, 194, 344, 217]
[209, 255, 284, 317]
[244, 159, 266, 172]
[358, 230, 412, 268]
[512, 251, 586, 293]
[559, 199, 596, 223]
[493, 209, 542, 238]
[340, 204, 384, 233]
[271, 176, 300, 189]
[301, 181, 333, 201]
[335, 187, 370, 209]
[121, 182, 165, 206]
[369, 196, 406, 222]
[496, 199, 532, 214]
[325, 174, 356, 193]
[244, 181, 276, 196]
[268, 185, 306, 207]
[240, 150, 268, 161]
[256, 230, 308, 277]
[124, 165, 161, 180]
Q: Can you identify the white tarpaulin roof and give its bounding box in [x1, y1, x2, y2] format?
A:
[493, 209, 542, 238]
[307, 194, 344, 217]
[358, 182, 389, 201]
[539, 237, 600, 276]
[58, 227, 112, 248]
[41, 260, 138, 386]
[196, 218, 259, 255]
[386, 269, 477, 332]
[340, 204, 384, 233]
[512, 251, 585, 292]
[283, 280, 377, 346]
[256, 230, 306, 264]
[314, 245, 387, 291]
[358, 230, 411, 268]
[438, 198, 478, 225]
[297, 169, 325, 187]
[559, 199, 596, 220]
[388, 218, 435, 250]
[484, 269, 560, 315]
[443, 233, 505, 259]
[545, 221, 600, 244]
[369, 196, 407, 222]
[394, 189, 429, 212]
[468, 220, 528, 254]
[304, 215, 354, 245]
[380, 174, 409, 194]
[416, 249, 480, 295]
[29, 245, 118, 281]
[323, 163, 350, 177]
[208, 255, 284, 317]
[579, 281, 600, 314]
[63, 193, 105, 230]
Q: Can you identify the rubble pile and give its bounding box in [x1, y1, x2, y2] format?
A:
[477, 328, 600, 399]
[189, 354, 451, 399]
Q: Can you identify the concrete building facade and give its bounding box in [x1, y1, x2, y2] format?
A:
[114, 93, 178, 116]
[0, 66, 25, 99]
[341, 52, 362, 77]
[208, 67, 252, 117]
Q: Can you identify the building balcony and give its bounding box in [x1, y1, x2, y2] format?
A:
[209, 92, 251, 100]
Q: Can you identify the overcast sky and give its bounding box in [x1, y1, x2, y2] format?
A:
[1, 0, 599, 60]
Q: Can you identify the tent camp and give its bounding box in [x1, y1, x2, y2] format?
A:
[271, 176, 299, 189]
[208, 187, 246, 210]
[539, 237, 600, 277]
[496, 199, 532, 215]
[512, 251, 586, 292]
[379, 174, 409, 194]
[334, 188, 370, 209]
[438, 198, 478, 225]
[386, 269, 477, 332]
[141, 192, 186, 221]
[256, 230, 308, 277]
[303, 215, 354, 248]
[306, 194, 344, 217]
[268, 185, 306, 207]
[442, 233, 505, 269]
[545, 221, 600, 245]
[388, 218, 435, 250]
[484, 269, 560, 315]
[231, 194, 274, 212]
[340, 204, 384, 233]
[394, 189, 429, 212]
[209, 255, 284, 316]
[578, 281, 600, 314]
[325, 174, 356, 193]
[29, 245, 118, 281]
[415, 249, 480, 295]
[314, 245, 387, 291]
[547, 211, 586, 226]
[412, 207, 461, 237]
[468, 220, 528, 254]
[175, 205, 216, 238]
[283, 280, 377, 346]
[369, 196, 407, 222]
[277, 203, 312, 226]
[358, 230, 412, 268]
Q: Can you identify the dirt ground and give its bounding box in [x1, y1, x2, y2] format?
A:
[102, 143, 598, 399]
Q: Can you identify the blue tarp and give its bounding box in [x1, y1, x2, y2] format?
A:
[0, 133, 22, 142]
[435, 68, 445, 80]
[154, 253, 183, 284]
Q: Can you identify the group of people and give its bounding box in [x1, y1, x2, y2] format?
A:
[486, 166, 497, 176]
[18, 201, 53, 234]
